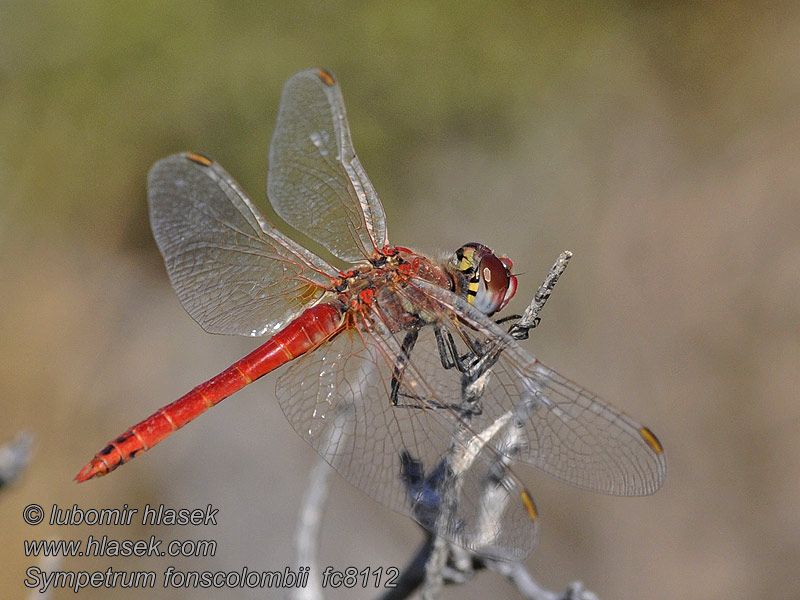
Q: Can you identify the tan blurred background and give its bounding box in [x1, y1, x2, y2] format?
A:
[2, 2, 799, 598]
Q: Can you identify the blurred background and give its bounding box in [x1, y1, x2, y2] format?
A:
[2, 2, 798, 598]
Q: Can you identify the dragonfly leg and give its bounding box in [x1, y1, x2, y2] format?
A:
[391, 327, 457, 412]
[494, 313, 522, 325]
[434, 325, 482, 373]
[391, 328, 420, 406]
[391, 325, 492, 418]
[434, 326, 459, 371]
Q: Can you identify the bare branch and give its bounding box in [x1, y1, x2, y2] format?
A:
[377, 536, 434, 600]
[421, 535, 448, 599]
[509, 251, 572, 340]
[485, 559, 598, 600]
[286, 457, 332, 600]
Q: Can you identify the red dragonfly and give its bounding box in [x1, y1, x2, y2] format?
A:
[77, 68, 665, 560]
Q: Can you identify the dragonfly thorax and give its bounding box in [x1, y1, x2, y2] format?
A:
[333, 247, 455, 330]
[448, 243, 518, 316]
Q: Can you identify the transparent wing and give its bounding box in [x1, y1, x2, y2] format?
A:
[276, 317, 539, 561]
[398, 278, 667, 496]
[268, 69, 389, 264]
[148, 153, 338, 337]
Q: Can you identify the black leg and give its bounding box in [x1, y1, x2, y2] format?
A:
[494, 313, 521, 325]
[434, 326, 459, 371]
[435, 325, 486, 373]
[390, 323, 495, 418]
[391, 329, 419, 406]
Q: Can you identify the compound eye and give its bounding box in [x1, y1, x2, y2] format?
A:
[451, 243, 518, 316]
[470, 253, 512, 316]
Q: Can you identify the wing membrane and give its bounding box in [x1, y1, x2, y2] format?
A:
[276, 273, 664, 558]
[268, 69, 388, 264]
[400, 278, 667, 496]
[276, 318, 538, 561]
[148, 153, 338, 337]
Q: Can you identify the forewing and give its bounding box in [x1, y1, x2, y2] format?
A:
[268, 69, 388, 264]
[148, 153, 338, 337]
[276, 317, 538, 561]
[402, 278, 667, 496]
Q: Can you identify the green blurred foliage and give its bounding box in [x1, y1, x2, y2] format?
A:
[1, 1, 628, 250]
[2, 1, 785, 254]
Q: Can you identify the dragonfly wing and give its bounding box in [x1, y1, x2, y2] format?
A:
[401, 278, 667, 496]
[148, 153, 338, 337]
[268, 69, 389, 264]
[276, 317, 538, 561]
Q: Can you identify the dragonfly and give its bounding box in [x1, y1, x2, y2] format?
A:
[77, 68, 666, 561]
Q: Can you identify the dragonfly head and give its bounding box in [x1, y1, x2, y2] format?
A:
[448, 243, 518, 316]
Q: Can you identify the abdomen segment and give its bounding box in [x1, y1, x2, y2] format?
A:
[76, 302, 345, 482]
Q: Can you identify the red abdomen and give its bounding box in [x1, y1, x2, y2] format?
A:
[76, 302, 345, 482]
